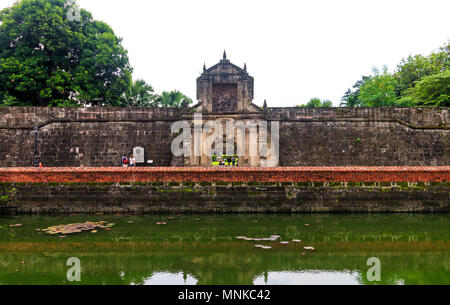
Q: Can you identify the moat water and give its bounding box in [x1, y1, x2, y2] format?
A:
[0, 214, 448, 285]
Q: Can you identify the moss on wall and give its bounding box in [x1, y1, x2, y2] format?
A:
[0, 180, 447, 214]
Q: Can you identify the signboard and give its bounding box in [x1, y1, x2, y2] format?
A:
[133, 146, 145, 163]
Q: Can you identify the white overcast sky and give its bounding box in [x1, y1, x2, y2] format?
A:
[1, 0, 449, 106]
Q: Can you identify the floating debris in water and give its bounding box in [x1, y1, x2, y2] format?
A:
[280, 241, 289, 245]
[156, 222, 167, 225]
[304, 246, 315, 251]
[127, 221, 135, 224]
[9, 224, 23, 227]
[292, 239, 302, 243]
[304, 224, 310, 227]
[236, 235, 281, 242]
[254, 244, 272, 250]
[42, 221, 115, 235]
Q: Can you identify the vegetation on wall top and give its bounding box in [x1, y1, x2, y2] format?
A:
[0, 1, 447, 108]
[340, 42, 449, 108]
[0, 0, 192, 108]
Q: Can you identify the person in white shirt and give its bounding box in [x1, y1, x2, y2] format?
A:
[129, 155, 136, 167]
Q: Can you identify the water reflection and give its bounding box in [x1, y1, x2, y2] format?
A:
[0, 214, 448, 285]
[133, 272, 198, 285]
[136, 270, 364, 285]
[253, 270, 362, 285]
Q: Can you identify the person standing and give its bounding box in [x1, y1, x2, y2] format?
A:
[121, 155, 129, 167]
[129, 154, 136, 167]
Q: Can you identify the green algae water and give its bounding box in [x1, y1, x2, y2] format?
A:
[0, 214, 448, 285]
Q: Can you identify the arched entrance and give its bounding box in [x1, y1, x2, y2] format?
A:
[210, 137, 239, 166]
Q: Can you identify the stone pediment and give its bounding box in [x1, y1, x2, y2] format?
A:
[204, 60, 247, 76]
[195, 51, 260, 113]
[198, 51, 253, 84]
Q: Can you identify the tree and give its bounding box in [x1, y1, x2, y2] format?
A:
[0, 92, 22, 106]
[155, 90, 193, 108]
[394, 41, 449, 97]
[340, 76, 371, 107]
[122, 79, 156, 106]
[297, 97, 333, 108]
[0, 0, 132, 106]
[403, 70, 450, 107]
[341, 41, 449, 108]
[358, 67, 398, 107]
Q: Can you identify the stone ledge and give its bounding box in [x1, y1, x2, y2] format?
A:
[0, 167, 448, 183]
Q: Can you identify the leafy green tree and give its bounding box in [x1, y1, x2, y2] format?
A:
[342, 41, 449, 108]
[358, 67, 398, 107]
[394, 41, 449, 97]
[297, 97, 333, 108]
[402, 70, 450, 107]
[122, 79, 157, 106]
[340, 76, 371, 107]
[155, 90, 193, 108]
[340, 89, 360, 107]
[0, 0, 132, 106]
[0, 92, 22, 106]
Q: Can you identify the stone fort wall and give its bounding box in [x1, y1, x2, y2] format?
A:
[0, 107, 448, 167]
[269, 107, 449, 166]
[0, 167, 448, 213]
[0, 107, 180, 167]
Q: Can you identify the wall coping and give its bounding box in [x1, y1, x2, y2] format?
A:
[1, 107, 448, 129]
[0, 166, 449, 173]
[0, 167, 448, 183]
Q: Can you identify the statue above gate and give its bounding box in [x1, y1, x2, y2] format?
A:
[195, 51, 261, 113]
